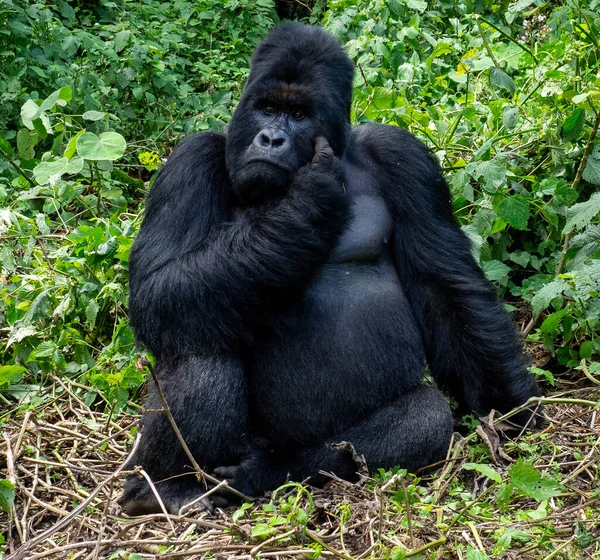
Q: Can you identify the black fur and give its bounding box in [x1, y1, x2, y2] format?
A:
[120, 23, 539, 515]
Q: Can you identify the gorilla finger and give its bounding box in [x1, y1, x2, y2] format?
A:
[312, 136, 334, 164]
[213, 465, 240, 478]
[213, 494, 232, 508]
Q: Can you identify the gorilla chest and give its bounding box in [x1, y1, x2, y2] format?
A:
[330, 180, 393, 264]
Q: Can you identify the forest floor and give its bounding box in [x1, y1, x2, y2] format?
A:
[2, 373, 600, 560]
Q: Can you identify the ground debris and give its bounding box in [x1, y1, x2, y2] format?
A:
[1, 382, 599, 559]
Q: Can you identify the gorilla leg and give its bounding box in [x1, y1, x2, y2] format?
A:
[120, 355, 249, 515]
[216, 385, 453, 495]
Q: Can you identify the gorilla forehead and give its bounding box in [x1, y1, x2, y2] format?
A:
[244, 23, 354, 116]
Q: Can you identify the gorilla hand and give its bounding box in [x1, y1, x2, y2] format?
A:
[312, 136, 335, 164]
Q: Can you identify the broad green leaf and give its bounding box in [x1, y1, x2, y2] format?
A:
[29, 341, 58, 359]
[32, 117, 49, 139]
[540, 309, 568, 334]
[67, 156, 84, 174]
[462, 463, 502, 483]
[33, 157, 69, 185]
[251, 523, 277, 539]
[496, 197, 530, 230]
[561, 108, 585, 142]
[100, 186, 123, 200]
[468, 160, 506, 193]
[86, 299, 99, 327]
[0, 137, 14, 158]
[580, 340, 594, 359]
[0, 365, 27, 387]
[21, 99, 40, 130]
[529, 367, 555, 385]
[114, 30, 131, 53]
[64, 129, 85, 159]
[481, 260, 511, 282]
[77, 132, 126, 161]
[563, 192, 600, 234]
[0, 480, 15, 513]
[502, 106, 519, 130]
[531, 279, 568, 314]
[581, 146, 600, 186]
[82, 110, 107, 121]
[490, 68, 516, 96]
[466, 547, 491, 560]
[508, 0, 535, 12]
[508, 460, 563, 501]
[58, 86, 72, 103]
[17, 129, 35, 159]
[406, 0, 427, 12]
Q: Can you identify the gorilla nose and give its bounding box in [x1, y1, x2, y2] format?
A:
[253, 129, 289, 151]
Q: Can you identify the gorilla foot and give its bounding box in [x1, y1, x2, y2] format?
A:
[119, 475, 229, 516]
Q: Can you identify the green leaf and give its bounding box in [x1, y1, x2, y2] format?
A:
[469, 160, 506, 193]
[490, 68, 516, 96]
[502, 106, 519, 130]
[509, 460, 563, 501]
[405, 0, 427, 12]
[462, 463, 502, 483]
[82, 110, 108, 121]
[76, 132, 126, 161]
[86, 299, 99, 327]
[251, 523, 277, 539]
[561, 108, 585, 142]
[99, 186, 123, 200]
[21, 99, 40, 130]
[0, 480, 15, 513]
[466, 547, 491, 560]
[580, 340, 594, 360]
[496, 197, 530, 230]
[0, 137, 14, 158]
[582, 145, 600, 186]
[64, 129, 85, 159]
[540, 309, 568, 334]
[481, 260, 511, 282]
[563, 192, 600, 234]
[0, 365, 27, 388]
[17, 128, 35, 159]
[531, 279, 568, 314]
[114, 30, 131, 53]
[33, 158, 70, 185]
[29, 341, 58, 360]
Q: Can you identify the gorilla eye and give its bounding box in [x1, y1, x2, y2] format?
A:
[292, 109, 305, 120]
[263, 105, 276, 115]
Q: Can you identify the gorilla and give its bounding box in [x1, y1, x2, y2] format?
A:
[120, 23, 539, 515]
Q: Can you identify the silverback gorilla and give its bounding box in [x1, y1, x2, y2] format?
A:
[120, 23, 539, 515]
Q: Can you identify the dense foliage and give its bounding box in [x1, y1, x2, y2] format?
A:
[4, 0, 599, 409]
[1, 1, 600, 558]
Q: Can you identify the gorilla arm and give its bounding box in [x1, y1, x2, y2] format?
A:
[359, 125, 539, 420]
[129, 132, 348, 358]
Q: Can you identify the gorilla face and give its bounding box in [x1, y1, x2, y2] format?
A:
[226, 84, 317, 205]
[225, 23, 355, 206]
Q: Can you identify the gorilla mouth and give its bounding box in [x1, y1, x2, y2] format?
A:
[246, 158, 293, 173]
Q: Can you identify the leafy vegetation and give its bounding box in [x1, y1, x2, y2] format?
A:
[1, 0, 600, 558]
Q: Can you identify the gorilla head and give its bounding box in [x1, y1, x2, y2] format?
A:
[226, 23, 354, 205]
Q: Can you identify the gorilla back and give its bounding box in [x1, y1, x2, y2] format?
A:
[121, 23, 539, 515]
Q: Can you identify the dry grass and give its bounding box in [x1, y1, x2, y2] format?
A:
[1, 376, 600, 560]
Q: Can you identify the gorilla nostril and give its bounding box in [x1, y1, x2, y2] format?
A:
[272, 137, 285, 148]
[259, 133, 271, 147]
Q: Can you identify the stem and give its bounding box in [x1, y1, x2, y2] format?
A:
[0, 146, 36, 187]
[476, 15, 537, 62]
[476, 18, 500, 69]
